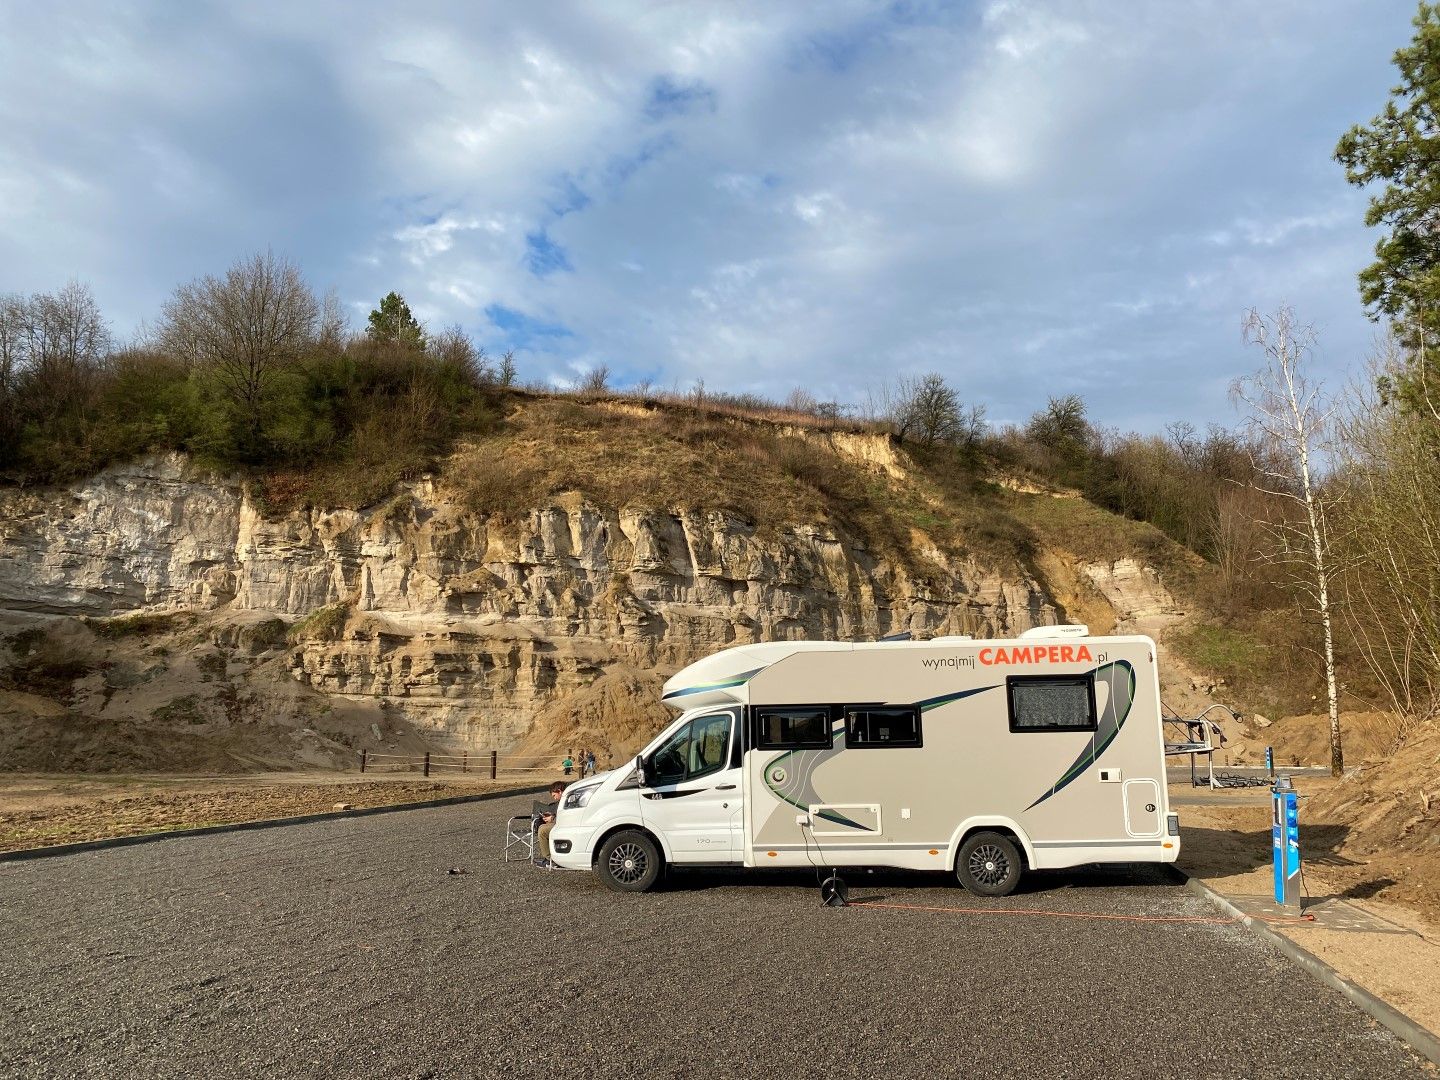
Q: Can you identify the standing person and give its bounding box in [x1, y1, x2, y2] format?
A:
[532, 781, 565, 868]
[586, 749, 597, 776]
[562, 750, 574, 777]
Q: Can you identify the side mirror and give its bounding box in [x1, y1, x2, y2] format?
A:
[633, 754, 649, 787]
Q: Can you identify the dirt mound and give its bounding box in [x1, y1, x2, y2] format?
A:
[0, 614, 439, 775]
[1293, 722, 1440, 920]
[1220, 710, 1399, 768]
[1310, 722, 1440, 853]
[1, 698, 261, 773]
[514, 665, 671, 768]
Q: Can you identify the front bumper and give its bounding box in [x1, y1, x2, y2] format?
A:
[549, 825, 596, 871]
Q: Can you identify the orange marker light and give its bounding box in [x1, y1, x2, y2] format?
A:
[767, 851, 777, 858]
[928, 849, 939, 855]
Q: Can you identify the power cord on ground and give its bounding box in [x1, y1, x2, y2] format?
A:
[799, 816, 849, 906]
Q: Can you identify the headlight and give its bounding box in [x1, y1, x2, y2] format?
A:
[564, 785, 599, 811]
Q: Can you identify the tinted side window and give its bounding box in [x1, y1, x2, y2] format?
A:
[1007, 676, 1096, 732]
[845, 706, 922, 748]
[755, 706, 833, 750]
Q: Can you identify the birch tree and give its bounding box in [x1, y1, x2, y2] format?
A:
[1232, 307, 1346, 776]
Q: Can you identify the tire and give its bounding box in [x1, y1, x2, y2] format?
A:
[596, 829, 664, 893]
[956, 831, 1023, 897]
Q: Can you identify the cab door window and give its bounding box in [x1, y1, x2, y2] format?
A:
[650, 713, 733, 785]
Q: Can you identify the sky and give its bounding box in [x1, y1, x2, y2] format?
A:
[0, 0, 1421, 431]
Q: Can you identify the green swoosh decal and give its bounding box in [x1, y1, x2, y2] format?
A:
[1024, 659, 1137, 811]
[662, 667, 764, 702]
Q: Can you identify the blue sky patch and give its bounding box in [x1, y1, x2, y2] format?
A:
[485, 304, 574, 349]
[644, 75, 717, 121]
[524, 230, 572, 277]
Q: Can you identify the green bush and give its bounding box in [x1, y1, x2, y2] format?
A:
[86, 611, 188, 639]
[288, 603, 350, 644]
[243, 618, 290, 651]
[153, 695, 205, 725]
[1, 332, 506, 505]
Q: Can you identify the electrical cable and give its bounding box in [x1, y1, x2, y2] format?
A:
[800, 817, 849, 905]
[849, 899, 1316, 926]
[799, 820, 825, 888]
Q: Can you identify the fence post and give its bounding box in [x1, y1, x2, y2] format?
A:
[360, 749, 367, 773]
[490, 749, 498, 780]
[462, 751, 468, 774]
[423, 752, 430, 778]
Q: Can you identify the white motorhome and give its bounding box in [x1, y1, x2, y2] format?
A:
[548, 627, 1178, 895]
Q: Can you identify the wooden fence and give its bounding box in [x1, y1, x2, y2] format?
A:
[358, 750, 571, 779]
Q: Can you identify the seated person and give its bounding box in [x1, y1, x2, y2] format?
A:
[532, 781, 566, 867]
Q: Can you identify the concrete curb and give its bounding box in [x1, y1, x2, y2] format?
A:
[0, 783, 550, 865]
[1184, 876, 1440, 1067]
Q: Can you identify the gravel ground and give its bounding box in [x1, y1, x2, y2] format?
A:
[0, 794, 1429, 1080]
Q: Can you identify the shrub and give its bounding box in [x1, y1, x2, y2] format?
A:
[153, 694, 205, 725]
[244, 618, 290, 650]
[86, 611, 187, 639]
[0, 640, 94, 701]
[287, 603, 351, 644]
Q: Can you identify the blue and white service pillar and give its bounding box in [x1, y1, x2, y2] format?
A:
[1271, 775, 1301, 910]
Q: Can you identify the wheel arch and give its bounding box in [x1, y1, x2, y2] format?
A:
[946, 817, 1034, 871]
[591, 821, 672, 866]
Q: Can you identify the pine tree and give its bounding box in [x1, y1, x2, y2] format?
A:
[366, 292, 425, 348]
[1335, 3, 1440, 387]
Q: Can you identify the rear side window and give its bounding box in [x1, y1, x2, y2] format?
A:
[755, 706, 833, 750]
[1007, 675, 1096, 733]
[845, 706, 921, 748]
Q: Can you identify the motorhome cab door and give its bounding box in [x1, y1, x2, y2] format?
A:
[639, 709, 742, 861]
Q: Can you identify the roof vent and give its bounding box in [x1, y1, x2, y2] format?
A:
[1020, 624, 1089, 639]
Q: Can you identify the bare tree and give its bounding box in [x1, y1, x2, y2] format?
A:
[1334, 331, 1440, 735]
[428, 325, 489, 382]
[498, 349, 518, 388]
[890, 372, 963, 447]
[1025, 394, 1092, 462]
[1233, 307, 1345, 776]
[1209, 485, 1271, 608]
[0, 293, 25, 397]
[159, 252, 319, 446]
[0, 292, 25, 450]
[784, 387, 847, 423]
[579, 364, 610, 395]
[318, 289, 349, 349]
[956, 402, 988, 449]
[0, 282, 112, 424]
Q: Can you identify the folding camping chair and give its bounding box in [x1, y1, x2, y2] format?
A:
[504, 814, 537, 863]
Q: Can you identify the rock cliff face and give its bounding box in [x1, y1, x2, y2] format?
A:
[0, 453, 1072, 750]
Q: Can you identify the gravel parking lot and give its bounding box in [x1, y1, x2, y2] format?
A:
[1, 792, 1429, 1079]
